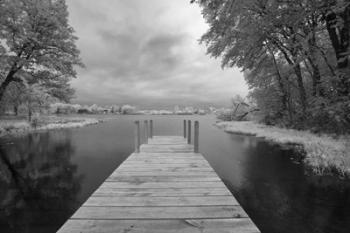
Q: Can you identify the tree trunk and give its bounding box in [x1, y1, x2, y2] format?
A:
[278, 46, 307, 117]
[307, 28, 324, 97]
[0, 70, 16, 102]
[307, 58, 323, 96]
[326, 12, 345, 67]
[271, 52, 289, 111]
[294, 64, 307, 117]
[325, 7, 350, 95]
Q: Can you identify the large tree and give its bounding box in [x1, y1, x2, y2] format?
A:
[193, 0, 350, 132]
[0, 0, 82, 103]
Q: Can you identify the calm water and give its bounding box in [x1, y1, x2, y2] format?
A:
[0, 115, 349, 233]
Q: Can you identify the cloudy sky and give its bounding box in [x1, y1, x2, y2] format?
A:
[66, 0, 248, 109]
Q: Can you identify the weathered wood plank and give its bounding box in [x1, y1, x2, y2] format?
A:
[151, 136, 185, 140]
[71, 206, 248, 219]
[106, 176, 221, 182]
[124, 159, 209, 164]
[125, 153, 206, 159]
[118, 163, 212, 168]
[118, 162, 210, 167]
[58, 219, 260, 233]
[148, 139, 187, 145]
[84, 196, 239, 207]
[118, 163, 211, 168]
[140, 144, 194, 153]
[111, 172, 217, 177]
[141, 149, 195, 153]
[131, 152, 201, 156]
[92, 187, 232, 197]
[125, 155, 205, 162]
[121, 158, 208, 162]
[122, 163, 209, 166]
[99, 181, 227, 189]
[115, 167, 214, 172]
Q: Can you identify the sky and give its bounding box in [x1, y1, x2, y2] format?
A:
[66, 0, 248, 109]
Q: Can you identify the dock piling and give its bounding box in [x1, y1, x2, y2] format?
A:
[134, 121, 140, 153]
[194, 121, 199, 153]
[144, 120, 149, 144]
[183, 120, 187, 138]
[150, 120, 153, 138]
[187, 120, 191, 144]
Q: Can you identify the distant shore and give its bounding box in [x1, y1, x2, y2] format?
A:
[216, 121, 350, 177]
[0, 116, 103, 138]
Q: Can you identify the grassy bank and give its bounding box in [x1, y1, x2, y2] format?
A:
[0, 115, 102, 138]
[216, 121, 350, 177]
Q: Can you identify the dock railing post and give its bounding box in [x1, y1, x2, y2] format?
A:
[134, 121, 140, 153]
[194, 121, 199, 153]
[187, 120, 191, 144]
[144, 120, 148, 144]
[183, 120, 187, 138]
[150, 120, 153, 138]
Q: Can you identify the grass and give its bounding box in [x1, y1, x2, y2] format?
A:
[0, 115, 101, 138]
[216, 121, 350, 177]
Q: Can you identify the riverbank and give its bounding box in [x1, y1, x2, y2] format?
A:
[216, 121, 350, 177]
[0, 116, 102, 138]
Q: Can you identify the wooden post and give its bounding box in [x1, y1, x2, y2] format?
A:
[144, 120, 148, 144]
[150, 120, 153, 138]
[134, 121, 140, 153]
[183, 120, 187, 138]
[194, 121, 199, 153]
[187, 120, 191, 144]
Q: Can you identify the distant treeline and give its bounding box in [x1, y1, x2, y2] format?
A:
[51, 103, 136, 115]
[193, 0, 350, 134]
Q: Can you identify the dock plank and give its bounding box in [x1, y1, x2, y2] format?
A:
[71, 206, 248, 219]
[111, 172, 218, 177]
[99, 181, 227, 189]
[58, 219, 260, 233]
[84, 196, 238, 206]
[92, 187, 232, 197]
[106, 175, 221, 182]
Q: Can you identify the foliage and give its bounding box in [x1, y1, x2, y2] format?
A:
[121, 105, 136, 114]
[217, 95, 258, 121]
[0, 116, 100, 137]
[193, 0, 350, 134]
[0, 0, 82, 118]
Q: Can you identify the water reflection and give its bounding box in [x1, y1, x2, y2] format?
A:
[225, 137, 350, 233]
[0, 131, 83, 233]
[0, 116, 349, 233]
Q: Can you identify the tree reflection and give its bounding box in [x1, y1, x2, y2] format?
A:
[232, 139, 350, 233]
[0, 131, 83, 233]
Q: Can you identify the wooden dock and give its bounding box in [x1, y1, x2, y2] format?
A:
[57, 120, 260, 233]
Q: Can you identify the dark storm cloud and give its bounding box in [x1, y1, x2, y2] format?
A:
[66, 0, 248, 108]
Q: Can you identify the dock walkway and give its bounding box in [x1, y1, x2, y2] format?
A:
[57, 121, 260, 233]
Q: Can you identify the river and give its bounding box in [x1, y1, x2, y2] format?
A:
[0, 115, 349, 233]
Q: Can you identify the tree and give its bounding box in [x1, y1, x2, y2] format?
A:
[121, 105, 136, 114]
[0, 0, 82, 103]
[193, 0, 350, 133]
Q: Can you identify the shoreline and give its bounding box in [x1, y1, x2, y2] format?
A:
[0, 116, 103, 138]
[216, 121, 350, 178]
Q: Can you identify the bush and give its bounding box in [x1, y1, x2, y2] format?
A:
[307, 98, 350, 134]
